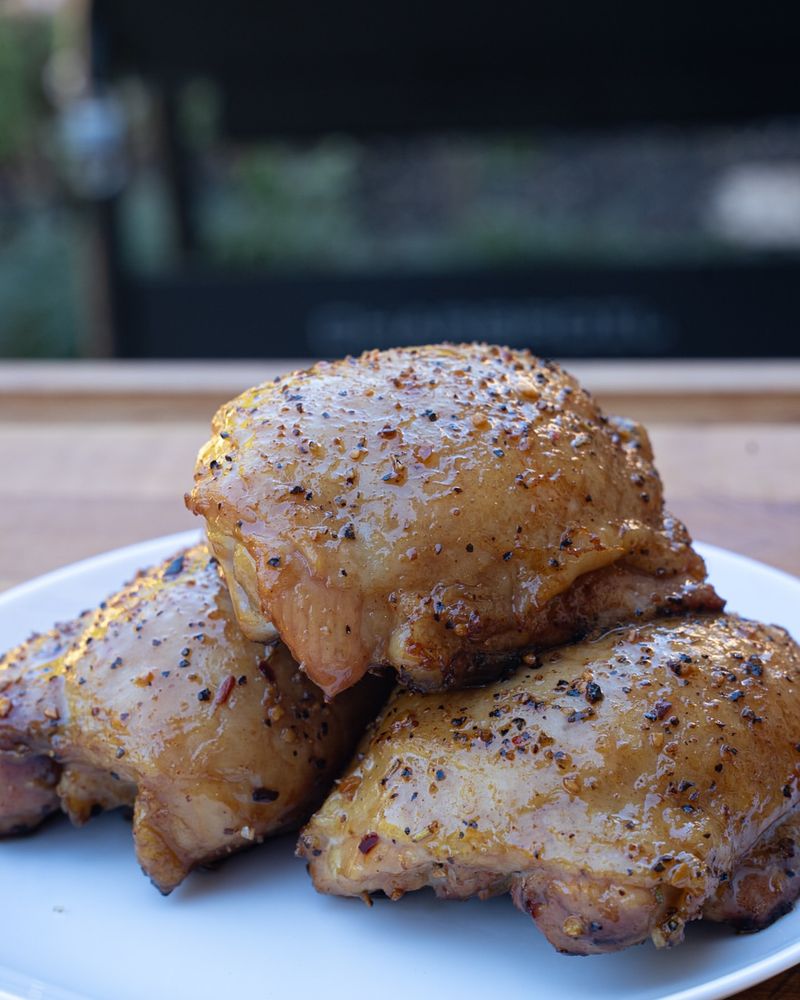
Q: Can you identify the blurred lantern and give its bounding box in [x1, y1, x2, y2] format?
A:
[57, 92, 128, 199]
[708, 163, 800, 249]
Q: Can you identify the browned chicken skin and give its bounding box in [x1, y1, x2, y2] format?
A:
[0, 544, 385, 892]
[299, 613, 800, 954]
[0, 619, 80, 834]
[0, 754, 60, 835]
[187, 343, 721, 698]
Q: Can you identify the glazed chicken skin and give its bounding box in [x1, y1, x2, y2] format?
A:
[187, 343, 721, 697]
[299, 614, 800, 954]
[0, 544, 385, 893]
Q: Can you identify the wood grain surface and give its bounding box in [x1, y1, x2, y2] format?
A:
[3, 358, 800, 997]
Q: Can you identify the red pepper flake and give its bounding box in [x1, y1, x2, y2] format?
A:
[358, 832, 380, 854]
[214, 675, 236, 708]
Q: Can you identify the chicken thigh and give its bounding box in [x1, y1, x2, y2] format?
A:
[187, 343, 722, 697]
[299, 613, 800, 953]
[0, 544, 385, 892]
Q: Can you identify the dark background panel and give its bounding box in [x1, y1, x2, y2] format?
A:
[118, 262, 799, 359]
[91, 0, 800, 358]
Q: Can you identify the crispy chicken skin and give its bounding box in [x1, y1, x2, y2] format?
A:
[187, 343, 722, 697]
[299, 614, 800, 954]
[0, 544, 385, 892]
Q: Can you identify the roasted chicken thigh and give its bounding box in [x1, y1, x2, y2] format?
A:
[187, 343, 721, 697]
[299, 613, 800, 954]
[0, 544, 385, 892]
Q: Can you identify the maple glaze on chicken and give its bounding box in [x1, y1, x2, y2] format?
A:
[299, 614, 800, 954]
[0, 545, 386, 892]
[187, 343, 721, 697]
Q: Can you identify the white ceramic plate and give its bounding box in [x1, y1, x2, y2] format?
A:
[1, 531, 799, 1000]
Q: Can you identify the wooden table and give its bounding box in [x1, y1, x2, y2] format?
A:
[3, 358, 800, 997]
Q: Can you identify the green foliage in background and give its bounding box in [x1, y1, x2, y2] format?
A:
[0, 210, 81, 357]
[0, 13, 80, 358]
[0, 15, 52, 161]
[192, 132, 729, 274]
[201, 140, 366, 270]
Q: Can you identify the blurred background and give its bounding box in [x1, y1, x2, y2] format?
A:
[2, 0, 800, 359]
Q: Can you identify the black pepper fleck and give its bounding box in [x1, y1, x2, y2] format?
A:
[163, 556, 185, 578]
[585, 681, 603, 704]
[252, 787, 279, 802]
